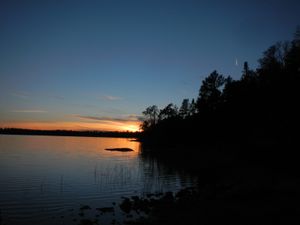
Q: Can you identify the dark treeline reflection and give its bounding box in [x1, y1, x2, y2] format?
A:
[141, 29, 300, 150]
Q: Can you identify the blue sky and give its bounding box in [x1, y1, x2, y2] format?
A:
[1, 0, 300, 131]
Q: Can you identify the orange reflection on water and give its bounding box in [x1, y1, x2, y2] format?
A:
[8, 135, 141, 172]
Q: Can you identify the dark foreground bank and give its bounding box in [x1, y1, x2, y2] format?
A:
[131, 142, 300, 225]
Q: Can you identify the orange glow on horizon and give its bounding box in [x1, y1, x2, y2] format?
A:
[0, 120, 141, 132]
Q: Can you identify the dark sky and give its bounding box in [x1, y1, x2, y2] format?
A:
[1, 0, 300, 131]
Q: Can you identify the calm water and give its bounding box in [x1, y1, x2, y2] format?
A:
[0, 135, 196, 225]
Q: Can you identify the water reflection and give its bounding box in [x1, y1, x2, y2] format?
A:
[0, 135, 196, 225]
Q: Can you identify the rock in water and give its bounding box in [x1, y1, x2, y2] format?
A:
[105, 148, 134, 152]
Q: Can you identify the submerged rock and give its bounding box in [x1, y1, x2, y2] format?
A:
[120, 197, 132, 213]
[96, 207, 114, 213]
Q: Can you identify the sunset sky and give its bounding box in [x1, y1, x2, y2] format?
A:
[1, 0, 300, 131]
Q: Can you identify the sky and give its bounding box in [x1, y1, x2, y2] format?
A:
[1, 0, 300, 131]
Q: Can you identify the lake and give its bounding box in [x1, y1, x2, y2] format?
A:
[0, 135, 196, 225]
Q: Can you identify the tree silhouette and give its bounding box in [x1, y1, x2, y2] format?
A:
[241, 61, 256, 82]
[189, 99, 197, 116]
[285, 27, 300, 77]
[142, 105, 159, 130]
[197, 70, 225, 112]
[243, 61, 250, 77]
[179, 99, 189, 119]
[257, 42, 289, 80]
[158, 103, 178, 121]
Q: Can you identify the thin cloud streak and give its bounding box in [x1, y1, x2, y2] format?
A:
[73, 114, 143, 122]
[11, 110, 48, 113]
[12, 92, 65, 101]
[101, 95, 123, 101]
[11, 92, 30, 99]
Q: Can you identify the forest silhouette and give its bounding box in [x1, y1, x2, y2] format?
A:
[140, 28, 300, 151]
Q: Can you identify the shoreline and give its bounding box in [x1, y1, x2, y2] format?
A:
[0, 128, 140, 139]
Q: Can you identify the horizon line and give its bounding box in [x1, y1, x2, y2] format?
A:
[0, 127, 141, 133]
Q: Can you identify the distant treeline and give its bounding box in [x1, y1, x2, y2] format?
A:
[140, 28, 300, 148]
[0, 128, 140, 138]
